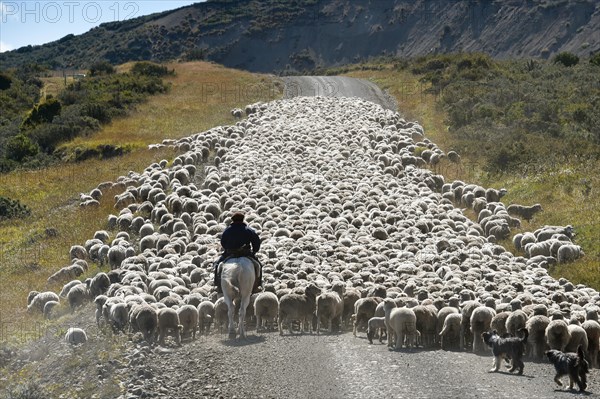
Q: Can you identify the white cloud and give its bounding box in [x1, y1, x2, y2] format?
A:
[0, 40, 13, 52]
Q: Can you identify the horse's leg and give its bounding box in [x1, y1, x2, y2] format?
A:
[223, 295, 236, 339]
[238, 294, 251, 339]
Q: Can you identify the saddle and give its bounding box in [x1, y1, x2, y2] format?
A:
[220, 247, 262, 282]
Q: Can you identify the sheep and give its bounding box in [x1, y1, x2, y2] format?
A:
[342, 288, 361, 329]
[278, 284, 321, 335]
[353, 297, 381, 337]
[459, 300, 480, 351]
[582, 318, 600, 369]
[89, 272, 110, 298]
[198, 300, 215, 334]
[254, 292, 279, 332]
[366, 316, 387, 344]
[439, 313, 462, 351]
[108, 302, 129, 333]
[69, 245, 87, 260]
[490, 311, 510, 337]
[507, 203, 543, 222]
[470, 306, 496, 354]
[506, 309, 528, 337]
[94, 295, 108, 327]
[557, 244, 584, 264]
[27, 291, 59, 314]
[383, 298, 418, 349]
[158, 307, 183, 346]
[565, 324, 589, 354]
[44, 96, 600, 371]
[436, 304, 460, 344]
[47, 264, 85, 285]
[65, 328, 88, 345]
[413, 304, 438, 348]
[545, 318, 571, 351]
[67, 283, 89, 311]
[177, 304, 199, 341]
[447, 150, 461, 163]
[43, 301, 60, 320]
[316, 283, 344, 334]
[525, 314, 550, 360]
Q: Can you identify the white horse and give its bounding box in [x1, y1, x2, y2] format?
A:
[220, 257, 256, 339]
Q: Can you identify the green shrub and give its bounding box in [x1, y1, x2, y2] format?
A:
[89, 60, 115, 76]
[590, 53, 600, 67]
[131, 61, 171, 77]
[0, 196, 31, 220]
[5, 133, 39, 161]
[0, 71, 12, 90]
[553, 52, 579, 67]
[21, 98, 62, 129]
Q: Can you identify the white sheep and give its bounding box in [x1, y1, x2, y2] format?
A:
[582, 318, 600, 369]
[254, 292, 279, 332]
[27, 291, 59, 314]
[43, 300, 60, 320]
[366, 316, 387, 344]
[413, 304, 438, 348]
[67, 283, 90, 311]
[65, 328, 88, 345]
[545, 318, 571, 351]
[439, 313, 462, 351]
[525, 314, 550, 360]
[198, 300, 215, 334]
[557, 244, 584, 264]
[158, 307, 183, 346]
[353, 297, 381, 337]
[278, 284, 321, 335]
[316, 283, 344, 334]
[383, 298, 418, 349]
[177, 304, 199, 341]
[565, 324, 589, 354]
[470, 306, 496, 354]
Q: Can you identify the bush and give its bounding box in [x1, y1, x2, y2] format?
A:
[131, 61, 171, 77]
[5, 134, 39, 161]
[0, 71, 12, 90]
[590, 53, 600, 67]
[89, 61, 115, 76]
[0, 196, 31, 221]
[21, 98, 62, 129]
[553, 52, 580, 67]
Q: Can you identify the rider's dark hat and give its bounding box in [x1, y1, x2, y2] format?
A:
[231, 212, 245, 222]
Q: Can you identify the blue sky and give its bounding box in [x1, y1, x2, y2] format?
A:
[0, 1, 204, 52]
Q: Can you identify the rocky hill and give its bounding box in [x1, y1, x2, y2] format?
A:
[1, 0, 599, 73]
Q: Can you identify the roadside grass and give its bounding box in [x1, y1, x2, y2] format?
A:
[0, 61, 277, 344]
[343, 62, 600, 290]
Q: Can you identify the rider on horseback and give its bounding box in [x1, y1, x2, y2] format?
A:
[214, 212, 262, 294]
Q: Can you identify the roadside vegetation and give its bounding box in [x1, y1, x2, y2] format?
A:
[332, 52, 600, 288]
[0, 61, 278, 350]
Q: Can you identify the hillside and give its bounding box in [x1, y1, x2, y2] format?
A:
[1, 0, 599, 73]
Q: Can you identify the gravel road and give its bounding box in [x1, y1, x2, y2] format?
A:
[122, 330, 600, 399]
[281, 76, 398, 111]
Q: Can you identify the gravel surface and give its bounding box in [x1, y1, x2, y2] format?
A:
[117, 329, 600, 399]
[281, 76, 398, 111]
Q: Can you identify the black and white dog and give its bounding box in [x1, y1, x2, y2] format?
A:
[546, 345, 589, 392]
[481, 328, 528, 374]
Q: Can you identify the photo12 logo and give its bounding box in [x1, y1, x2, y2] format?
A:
[1, 1, 140, 24]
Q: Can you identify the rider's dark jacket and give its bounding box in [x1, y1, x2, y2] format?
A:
[220, 221, 261, 255]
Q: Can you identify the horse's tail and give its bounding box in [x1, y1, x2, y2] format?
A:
[222, 278, 240, 298]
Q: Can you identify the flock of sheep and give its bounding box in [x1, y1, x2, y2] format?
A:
[26, 96, 594, 371]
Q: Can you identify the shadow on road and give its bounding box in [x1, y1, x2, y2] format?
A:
[221, 335, 266, 347]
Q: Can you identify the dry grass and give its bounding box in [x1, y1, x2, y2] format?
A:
[0, 61, 278, 343]
[345, 64, 600, 289]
